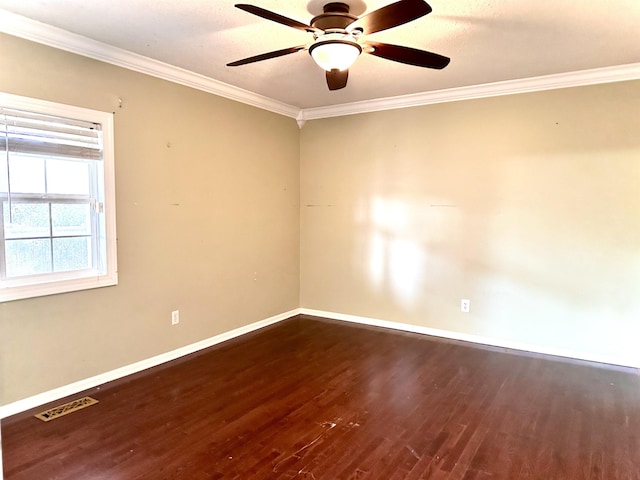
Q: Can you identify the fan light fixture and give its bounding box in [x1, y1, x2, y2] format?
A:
[309, 37, 362, 72]
[228, 1, 451, 91]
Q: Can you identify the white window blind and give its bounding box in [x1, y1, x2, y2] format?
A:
[1, 108, 102, 160]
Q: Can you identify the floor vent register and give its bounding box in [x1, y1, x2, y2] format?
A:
[34, 396, 99, 422]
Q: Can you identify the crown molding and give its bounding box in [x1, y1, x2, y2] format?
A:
[300, 62, 640, 120]
[0, 9, 300, 119]
[2, 8, 639, 124]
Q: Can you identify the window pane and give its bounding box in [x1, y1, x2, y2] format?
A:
[51, 203, 91, 236]
[8, 155, 46, 194]
[3, 202, 50, 239]
[53, 236, 91, 272]
[5, 238, 52, 277]
[46, 159, 90, 194]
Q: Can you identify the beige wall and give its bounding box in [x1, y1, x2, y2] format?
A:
[0, 34, 300, 405]
[1, 32, 639, 407]
[301, 81, 640, 366]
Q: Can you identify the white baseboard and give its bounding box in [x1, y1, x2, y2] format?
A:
[0, 309, 301, 419]
[300, 308, 640, 369]
[3, 307, 636, 419]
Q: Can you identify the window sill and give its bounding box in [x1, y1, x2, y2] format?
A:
[0, 272, 118, 302]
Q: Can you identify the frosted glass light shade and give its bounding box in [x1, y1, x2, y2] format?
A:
[309, 40, 362, 71]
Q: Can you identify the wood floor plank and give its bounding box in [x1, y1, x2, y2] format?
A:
[3, 315, 640, 479]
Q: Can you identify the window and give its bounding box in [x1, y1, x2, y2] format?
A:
[0, 93, 117, 302]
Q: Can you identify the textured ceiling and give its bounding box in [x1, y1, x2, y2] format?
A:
[0, 0, 639, 110]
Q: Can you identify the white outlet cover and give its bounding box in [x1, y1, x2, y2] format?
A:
[461, 299, 470, 312]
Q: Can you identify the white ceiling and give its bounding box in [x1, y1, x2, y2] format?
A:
[1, 0, 639, 112]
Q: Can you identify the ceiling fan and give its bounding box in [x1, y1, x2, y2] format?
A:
[227, 0, 450, 91]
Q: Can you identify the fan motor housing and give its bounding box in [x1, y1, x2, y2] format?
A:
[311, 2, 358, 30]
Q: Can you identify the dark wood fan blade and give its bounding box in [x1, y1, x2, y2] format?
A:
[227, 45, 306, 66]
[235, 4, 320, 33]
[347, 0, 432, 34]
[366, 41, 450, 69]
[326, 69, 349, 90]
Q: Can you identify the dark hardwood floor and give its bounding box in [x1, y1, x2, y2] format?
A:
[3, 314, 640, 479]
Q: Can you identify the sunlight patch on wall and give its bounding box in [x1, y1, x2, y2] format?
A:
[364, 195, 462, 309]
[370, 197, 410, 232]
[368, 231, 386, 289]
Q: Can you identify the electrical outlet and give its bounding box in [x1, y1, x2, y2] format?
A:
[171, 310, 180, 325]
[461, 299, 470, 313]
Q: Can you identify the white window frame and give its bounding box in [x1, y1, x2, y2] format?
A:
[0, 92, 117, 302]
